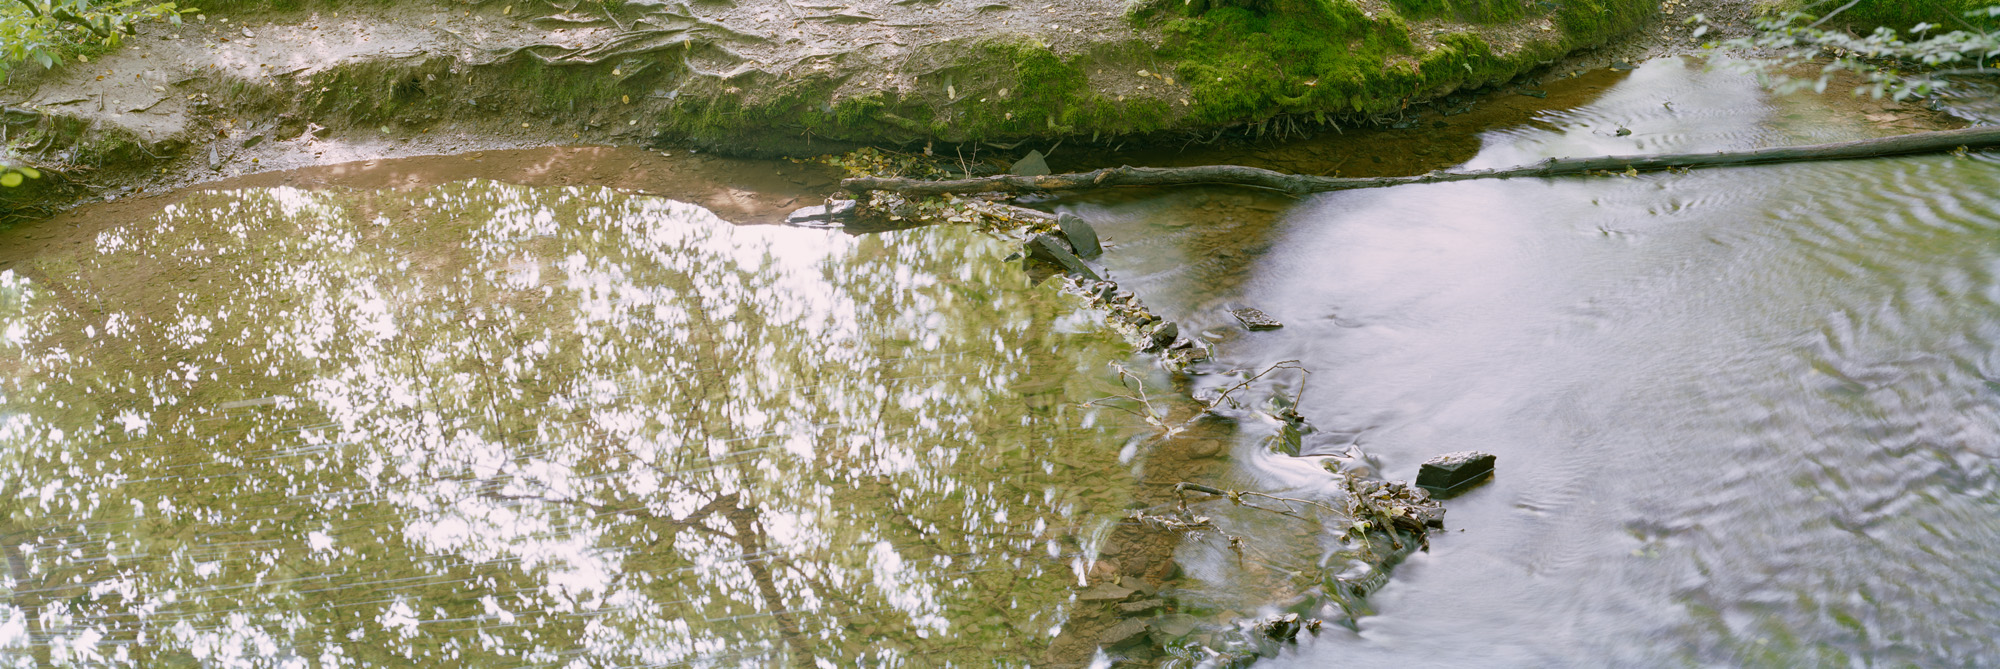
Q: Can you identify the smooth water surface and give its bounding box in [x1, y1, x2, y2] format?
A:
[1072, 58, 2000, 665]
[0, 181, 1166, 666]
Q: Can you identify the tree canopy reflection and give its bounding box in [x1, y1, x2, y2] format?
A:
[0, 181, 1147, 666]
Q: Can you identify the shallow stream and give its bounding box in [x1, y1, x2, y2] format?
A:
[0, 55, 1997, 667]
[1064, 57, 2000, 665]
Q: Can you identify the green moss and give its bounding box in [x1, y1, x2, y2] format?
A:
[1555, 0, 1653, 39]
[1160, 0, 1651, 125]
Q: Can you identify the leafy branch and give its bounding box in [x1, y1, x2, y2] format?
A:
[1698, 3, 2000, 100]
[0, 0, 187, 72]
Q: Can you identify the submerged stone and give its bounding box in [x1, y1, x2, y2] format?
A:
[1099, 618, 1153, 649]
[1079, 583, 1137, 601]
[1010, 150, 1051, 176]
[1416, 451, 1496, 497]
[1230, 307, 1282, 330]
[1116, 598, 1165, 614]
[1058, 213, 1102, 258]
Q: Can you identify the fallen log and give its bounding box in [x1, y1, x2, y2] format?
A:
[840, 125, 2000, 197]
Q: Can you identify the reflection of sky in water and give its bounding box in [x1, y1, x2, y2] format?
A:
[0, 181, 1149, 666]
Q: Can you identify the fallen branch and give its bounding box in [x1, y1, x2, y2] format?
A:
[839, 125, 2000, 197]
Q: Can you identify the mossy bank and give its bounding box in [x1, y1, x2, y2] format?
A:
[0, 0, 1654, 220]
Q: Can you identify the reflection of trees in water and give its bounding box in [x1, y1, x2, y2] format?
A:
[0, 182, 1144, 666]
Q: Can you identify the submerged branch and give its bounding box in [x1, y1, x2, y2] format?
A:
[840, 126, 2000, 197]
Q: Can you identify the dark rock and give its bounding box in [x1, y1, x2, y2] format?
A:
[1148, 321, 1179, 349]
[1230, 307, 1282, 330]
[784, 200, 857, 226]
[1057, 213, 1102, 258]
[1416, 450, 1496, 497]
[1099, 618, 1152, 649]
[1025, 234, 1100, 280]
[1009, 149, 1051, 176]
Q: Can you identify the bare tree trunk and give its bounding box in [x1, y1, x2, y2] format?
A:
[839, 126, 2000, 197]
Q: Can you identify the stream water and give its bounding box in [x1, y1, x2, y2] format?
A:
[1064, 57, 2000, 665]
[1, 54, 1997, 667]
[0, 181, 1197, 665]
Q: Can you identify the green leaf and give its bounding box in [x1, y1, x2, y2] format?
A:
[19, 167, 41, 180]
[1, 173, 24, 188]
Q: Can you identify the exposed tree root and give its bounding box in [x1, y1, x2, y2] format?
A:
[839, 126, 2000, 197]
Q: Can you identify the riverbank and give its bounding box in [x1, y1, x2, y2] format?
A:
[0, 0, 1672, 221]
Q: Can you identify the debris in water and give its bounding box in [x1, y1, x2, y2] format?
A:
[1230, 307, 1282, 330]
[1416, 451, 1496, 497]
[1615, 127, 1632, 136]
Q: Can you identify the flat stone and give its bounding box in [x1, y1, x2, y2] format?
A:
[1026, 234, 1100, 280]
[1078, 583, 1136, 601]
[1098, 618, 1152, 649]
[1010, 149, 1051, 176]
[783, 199, 856, 226]
[1416, 450, 1496, 497]
[1058, 213, 1102, 258]
[1230, 307, 1282, 330]
[1152, 613, 1199, 637]
[1115, 598, 1165, 614]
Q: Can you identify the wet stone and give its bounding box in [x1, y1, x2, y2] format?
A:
[1078, 583, 1137, 601]
[1026, 234, 1100, 280]
[1010, 149, 1051, 176]
[1099, 618, 1153, 649]
[1116, 598, 1165, 614]
[1148, 321, 1179, 349]
[1058, 213, 1102, 259]
[1416, 450, 1497, 497]
[1230, 307, 1282, 330]
[1260, 613, 1303, 642]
